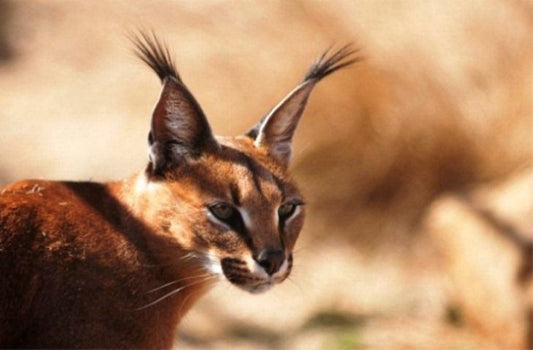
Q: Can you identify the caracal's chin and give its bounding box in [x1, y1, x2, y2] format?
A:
[245, 281, 274, 294]
[212, 254, 293, 294]
[227, 274, 287, 294]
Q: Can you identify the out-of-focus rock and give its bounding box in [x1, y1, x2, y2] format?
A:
[425, 169, 533, 349]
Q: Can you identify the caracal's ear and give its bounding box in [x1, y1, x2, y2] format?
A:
[131, 31, 218, 176]
[246, 45, 360, 167]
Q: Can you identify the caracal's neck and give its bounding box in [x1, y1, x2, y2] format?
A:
[104, 172, 215, 322]
[104, 172, 164, 233]
[105, 172, 200, 272]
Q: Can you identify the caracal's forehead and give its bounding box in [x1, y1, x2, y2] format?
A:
[182, 136, 299, 205]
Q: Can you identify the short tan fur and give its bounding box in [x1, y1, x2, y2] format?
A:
[0, 32, 357, 348]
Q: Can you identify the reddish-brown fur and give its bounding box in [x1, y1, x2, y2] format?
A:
[0, 33, 355, 348]
[0, 179, 210, 348]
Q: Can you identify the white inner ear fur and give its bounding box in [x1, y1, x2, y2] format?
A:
[253, 81, 314, 153]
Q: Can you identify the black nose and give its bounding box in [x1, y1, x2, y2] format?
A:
[255, 249, 286, 275]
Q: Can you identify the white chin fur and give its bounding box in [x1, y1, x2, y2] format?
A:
[208, 253, 289, 293]
[245, 282, 274, 294]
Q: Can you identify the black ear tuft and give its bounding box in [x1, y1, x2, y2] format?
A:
[245, 44, 360, 167]
[130, 30, 182, 84]
[303, 44, 361, 82]
[132, 31, 218, 176]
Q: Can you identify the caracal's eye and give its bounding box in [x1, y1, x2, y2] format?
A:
[209, 202, 235, 221]
[278, 202, 297, 219]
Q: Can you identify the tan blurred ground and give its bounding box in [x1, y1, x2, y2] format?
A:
[1, 1, 532, 349]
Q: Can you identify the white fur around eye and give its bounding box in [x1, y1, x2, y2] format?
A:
[206, 209, 231, 230]
[237, 207, 253, 231]
[280, 203, 302, 224]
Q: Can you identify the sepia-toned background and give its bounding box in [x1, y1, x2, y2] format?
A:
[1, 1, 532, 348]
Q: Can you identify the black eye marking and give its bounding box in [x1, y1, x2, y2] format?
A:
[229, 183, 241, 207]
[278, 199, 304, 220]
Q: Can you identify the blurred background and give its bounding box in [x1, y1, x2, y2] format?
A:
[1, 1, 532, 348]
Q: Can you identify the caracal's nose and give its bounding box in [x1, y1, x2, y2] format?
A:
[255, 249, 285, 275]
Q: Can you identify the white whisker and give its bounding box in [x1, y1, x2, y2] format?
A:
[286, 276, 307, 296]
[144, 273, 212, 294]
[177, 289, 195, 319]
[138, 252, 201, 268]
[136, 275, 216, 311]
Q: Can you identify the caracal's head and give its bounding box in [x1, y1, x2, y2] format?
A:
[131, 33, 358, 293]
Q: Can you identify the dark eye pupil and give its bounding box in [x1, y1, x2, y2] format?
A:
[278, 203, 295, 218]
[211, 204, 233, 220]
